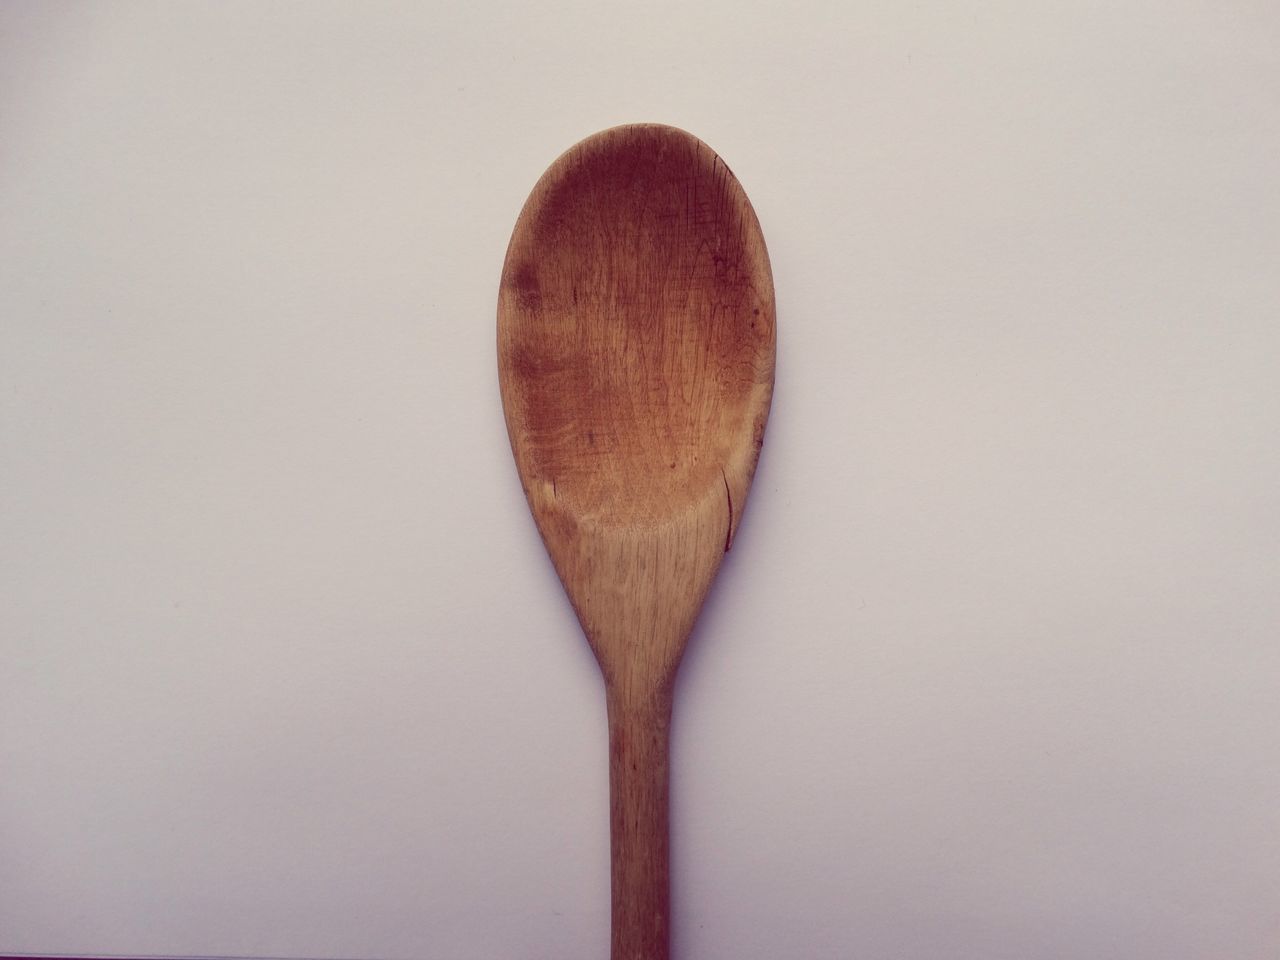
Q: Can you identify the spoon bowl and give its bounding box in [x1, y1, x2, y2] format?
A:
[498, 123, 775, 960]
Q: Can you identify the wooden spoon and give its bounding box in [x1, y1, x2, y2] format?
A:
[497, 123, 775, 960]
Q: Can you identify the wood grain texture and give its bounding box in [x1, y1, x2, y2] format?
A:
[497, 124, 775, 960]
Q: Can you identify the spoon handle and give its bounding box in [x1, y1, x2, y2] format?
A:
[607, 686, 674, 960]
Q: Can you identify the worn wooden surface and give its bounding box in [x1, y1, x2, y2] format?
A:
[497, 124, 775, 960]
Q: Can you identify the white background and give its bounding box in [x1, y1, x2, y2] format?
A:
[2, 3, 1278, 958]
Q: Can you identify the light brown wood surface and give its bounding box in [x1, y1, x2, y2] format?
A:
[497, 123, 775, 960]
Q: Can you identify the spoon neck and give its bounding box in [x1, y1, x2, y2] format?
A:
[605, 683, 674, 960]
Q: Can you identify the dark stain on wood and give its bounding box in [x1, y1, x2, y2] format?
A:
[508, 260, 542, 311]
